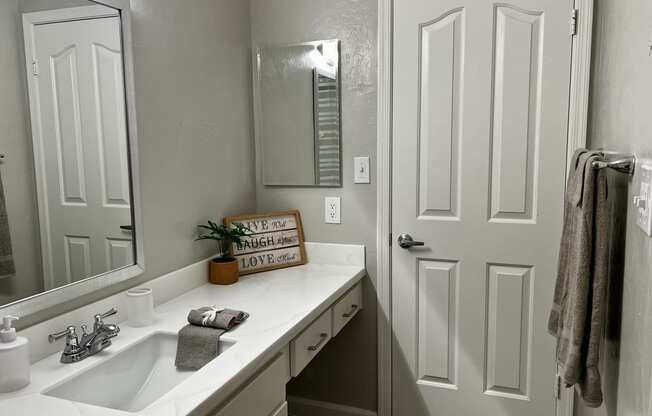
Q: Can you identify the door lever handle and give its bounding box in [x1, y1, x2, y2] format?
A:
[397, 233, 425, 249]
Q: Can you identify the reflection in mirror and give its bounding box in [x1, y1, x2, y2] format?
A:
[256, 39, 342, 187]
[0, 0, 135, 308]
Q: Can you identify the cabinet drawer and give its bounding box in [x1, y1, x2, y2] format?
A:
[214, 352, 288, 416]
[270, 401, 288, 416]
[332, 282, 362, 337]
[290, 310, 332, 377]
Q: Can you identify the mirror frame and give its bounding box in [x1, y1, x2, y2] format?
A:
[253, 39, 343, 188]
[0, 0, 145, 319]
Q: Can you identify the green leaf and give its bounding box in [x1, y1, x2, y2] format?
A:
[195, 219, 253, 248]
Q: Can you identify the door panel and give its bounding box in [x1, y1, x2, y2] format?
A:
[417, 259, 458, 388]
[392, 0, 573, 415]
[64, 236, 91, 282]
[105, 238, 134, 270]
[485, 264, 532, 398]
[93, 43, 131, 207]
[417, 9, 463, 219]
[489, 6, 543, 221]
[51, 46, 87, 205]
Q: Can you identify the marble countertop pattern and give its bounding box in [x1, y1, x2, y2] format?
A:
[0, 243, 365, 416]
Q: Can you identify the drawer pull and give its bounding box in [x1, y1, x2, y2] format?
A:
[307, 333, 328, 351]
[342, 304, 359, 318]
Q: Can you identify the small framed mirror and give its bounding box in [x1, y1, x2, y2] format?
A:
[254, 39, 342, 187]
[0, 0, 144, 319]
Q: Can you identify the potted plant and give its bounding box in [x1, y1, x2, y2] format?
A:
[196, 220, 252, 285]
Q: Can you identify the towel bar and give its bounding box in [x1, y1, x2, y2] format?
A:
[591, 152, 636, 176]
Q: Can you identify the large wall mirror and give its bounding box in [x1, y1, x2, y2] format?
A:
[0, 0, 143, 318]
[254, 39, 342, 187]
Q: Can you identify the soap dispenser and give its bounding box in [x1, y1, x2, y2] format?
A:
[0, 316, 30, 393]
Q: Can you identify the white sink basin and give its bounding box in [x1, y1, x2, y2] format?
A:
[43, 332, 235, 412]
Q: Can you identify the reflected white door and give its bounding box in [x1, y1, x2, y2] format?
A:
[391, 1, 573, 415]
[25, 11, 133, 289]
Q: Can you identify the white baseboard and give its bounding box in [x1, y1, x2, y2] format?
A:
[287, 396, 378, 416]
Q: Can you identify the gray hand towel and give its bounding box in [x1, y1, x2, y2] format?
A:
[175, 325, 225, 371]
[175, 307, 249, 370]
[548, 149, 595, 335]
[188, 307, 249, 330]
[548, 150, 610, 408]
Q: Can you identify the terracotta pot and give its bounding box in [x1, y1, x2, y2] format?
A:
[209, 257, 239, 285]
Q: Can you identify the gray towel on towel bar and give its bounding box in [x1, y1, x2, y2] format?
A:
[548, 149, 610, 407]
[175, 307, 249, 370]
[0, 173, 15, 280]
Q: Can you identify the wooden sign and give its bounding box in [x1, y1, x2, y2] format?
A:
[224, 210, 307, 275]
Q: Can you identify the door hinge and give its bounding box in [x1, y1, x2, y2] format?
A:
[32, 60, 39, 76]
[554, 374, 562, 400]
[570, 8, 579, 36]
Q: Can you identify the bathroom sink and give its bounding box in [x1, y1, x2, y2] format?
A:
[43, 332, 235, 412]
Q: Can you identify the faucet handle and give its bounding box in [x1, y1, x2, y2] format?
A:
[99, 308, 118, 319]
[48, 326, 77, 343]
[94, 308, 118, 331]
[80, 324, 89, 337]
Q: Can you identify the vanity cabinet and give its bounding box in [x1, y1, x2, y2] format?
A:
[213, 352, 289, 416]
[211, 281, 362, 416]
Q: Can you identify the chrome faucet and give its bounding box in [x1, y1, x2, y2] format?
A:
[48, 308, 120, 364]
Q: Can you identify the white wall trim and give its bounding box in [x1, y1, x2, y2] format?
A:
[567, 0, 594, 165]
[376, 0, 392, 415]
[375, 1, 593, 415]
[288, 396, 378, 416]
[559, 1, 593, 414]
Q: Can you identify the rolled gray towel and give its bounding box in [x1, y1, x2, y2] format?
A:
[175, 325, 224, 371]
[187, 306, 249, 330]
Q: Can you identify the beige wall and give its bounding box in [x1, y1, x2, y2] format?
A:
[21, 0, 256, 326]
[575, 0, 652, 415]
[0, 0, 43, 306]
[251, 0, 378, 411]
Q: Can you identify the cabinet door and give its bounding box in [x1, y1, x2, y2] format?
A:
[214, 353, 288, 416]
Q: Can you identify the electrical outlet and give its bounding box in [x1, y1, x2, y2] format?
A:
[354, 156, 371, 184]
[325, 197, 341, 224]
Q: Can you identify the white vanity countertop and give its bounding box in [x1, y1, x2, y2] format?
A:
[0, 243, 365, 416]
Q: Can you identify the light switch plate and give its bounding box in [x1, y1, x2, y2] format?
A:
[354, 156, 371, 184]
[325, 197, 341, 224]
[635, 163, 652, 236]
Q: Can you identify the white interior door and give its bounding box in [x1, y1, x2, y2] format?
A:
[25, 8, 133, 289]
[391, 1, 573, 415]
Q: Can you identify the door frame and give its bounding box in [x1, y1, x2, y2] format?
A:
[375, 0, 594, 415]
